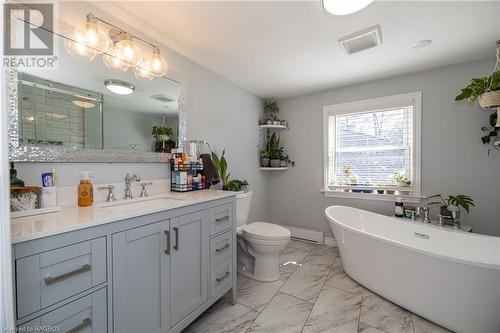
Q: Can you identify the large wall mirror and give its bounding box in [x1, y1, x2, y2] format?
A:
[8, 22, 185, 162]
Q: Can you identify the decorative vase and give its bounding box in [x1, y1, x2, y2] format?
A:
[479, 91, 500, 109]
[260, 157, 270, 167]
[270, 159, 281, 168]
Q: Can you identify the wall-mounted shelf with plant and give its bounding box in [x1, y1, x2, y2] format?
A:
[455, 40, 500, 149]
[259, 101, 294, 170]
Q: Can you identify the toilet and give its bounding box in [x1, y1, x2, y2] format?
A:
[236, 191, 290, 282]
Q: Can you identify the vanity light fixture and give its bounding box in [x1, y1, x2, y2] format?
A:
[72, 100, 96, 109]
[104, 79, 135, 95]
[65, 13, 168, 79]
[321, 0, 374, 16]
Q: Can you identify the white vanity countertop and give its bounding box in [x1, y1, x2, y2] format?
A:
[11, 190, 235, 244]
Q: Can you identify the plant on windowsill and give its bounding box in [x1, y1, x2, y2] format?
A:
[425, 194, 475, 224]
[394, 171, 411, 187]
[375, 182, 385, 194]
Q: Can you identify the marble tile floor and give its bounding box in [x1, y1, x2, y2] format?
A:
[183, 240, 452, 333]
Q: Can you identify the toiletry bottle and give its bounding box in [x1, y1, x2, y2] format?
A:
[78, 171, 94, 207]
[395, 197, 404, 218]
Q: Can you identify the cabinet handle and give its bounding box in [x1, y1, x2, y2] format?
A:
[216, 271, 230, 282]
[165, 230, 170, 255]
[173, 227, 179, 250]
[44, 264, 91, 286]
[66, 317, 92, 333]
[215, 216, 229, 222]
[215, 243, 230, 252]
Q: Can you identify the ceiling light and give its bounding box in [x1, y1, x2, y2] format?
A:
[104, 79, 135, 95]
[322, 0, 374, 16]
[64, 14, 110, 60]
[72, 100, 96, 108]
[412, 40, 432, 49]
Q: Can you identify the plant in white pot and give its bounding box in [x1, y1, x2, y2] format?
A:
[455, 41, 500, 145]
[267, 132, 284, 168]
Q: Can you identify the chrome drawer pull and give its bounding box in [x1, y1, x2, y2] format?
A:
[414, 232, 429, 239]
[216, 271, 230, 282]
[66, 317, 92, 333]
[44, 264, 91, 286]
[215, 243, 230, 252]
[215, 216, 229, 222]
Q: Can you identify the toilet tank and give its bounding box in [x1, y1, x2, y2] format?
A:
[235, 191, 253, 227]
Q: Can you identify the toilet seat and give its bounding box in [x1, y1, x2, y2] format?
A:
[242, 222, 290, 241]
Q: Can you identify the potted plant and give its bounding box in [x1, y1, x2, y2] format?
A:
[267, 132, 284, 168]
[426, 194, 475, 224]
[280, 155, 288, 167]
[375, 182, 385, 194]
[455, 71, 500, 109]
[211, 149, 249, 193]
[394, 171, 411, 187]
[152, 126, 173, 141]
[264, 101, 279, 121]
[260, 150, 270, 167]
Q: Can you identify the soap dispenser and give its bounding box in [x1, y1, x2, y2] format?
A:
[78, 171, 94, 207]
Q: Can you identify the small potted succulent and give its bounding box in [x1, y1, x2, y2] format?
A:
[260, 150, 270, 167]
[280, 155, 288, 168]
[375, 182, 385, 194]
[152, 126, 173, 141]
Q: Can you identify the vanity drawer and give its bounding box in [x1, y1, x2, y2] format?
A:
[18, 287, 107, 333]
[210, 260, 232, 299]
[16, 237, 107, 319]
[209, 204, 232, 236]
[210, 230, 233, 268]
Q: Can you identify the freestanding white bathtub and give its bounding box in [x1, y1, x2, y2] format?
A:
[325, 205, 500, 333]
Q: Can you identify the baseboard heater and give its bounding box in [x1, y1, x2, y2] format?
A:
[279, 224, 324, 244]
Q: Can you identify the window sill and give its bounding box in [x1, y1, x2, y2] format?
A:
[321, 190, 422, 203]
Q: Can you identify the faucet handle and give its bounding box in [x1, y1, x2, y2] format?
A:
[140, 182, 153, 197]
[97, 185, 116, 202]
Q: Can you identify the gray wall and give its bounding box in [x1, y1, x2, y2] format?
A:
[14, 1, 268, 223]
[269, 59, 500, 237]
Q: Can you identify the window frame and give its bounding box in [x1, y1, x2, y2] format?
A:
[322, 92, 422, 202]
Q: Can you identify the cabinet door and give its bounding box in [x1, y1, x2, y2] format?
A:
[170, 210, 209, 326]
[112, 221, 170, 333]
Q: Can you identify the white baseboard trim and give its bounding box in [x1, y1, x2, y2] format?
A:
[279, 224, 324, 244]
[324, 237, 338, 247]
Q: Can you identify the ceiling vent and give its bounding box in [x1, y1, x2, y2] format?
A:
[338, 25, 382, 55]
[151, 94, 175, 103]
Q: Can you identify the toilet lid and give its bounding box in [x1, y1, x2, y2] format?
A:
[242, 222, 291, 241]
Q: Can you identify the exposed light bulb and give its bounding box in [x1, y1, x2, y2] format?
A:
[149, 48, 168, 77]
[103, 44, 130, 71]
[114, 34, 142, 67]
[134, 62, 154, 80]
[322, 0, 374, 16]
[64, 16, 110, 60]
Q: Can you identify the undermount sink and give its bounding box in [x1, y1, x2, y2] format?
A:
[101, 196, 184, 213]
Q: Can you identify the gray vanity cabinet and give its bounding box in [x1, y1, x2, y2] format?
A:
[112, 220, 170, 333]
[170, 210, 209, 327]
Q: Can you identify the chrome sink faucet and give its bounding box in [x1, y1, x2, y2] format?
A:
[124, 173, 141, 199]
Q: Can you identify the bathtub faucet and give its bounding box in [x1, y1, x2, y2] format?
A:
[416, 205, 431, 224]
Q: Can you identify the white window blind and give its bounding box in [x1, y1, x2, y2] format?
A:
[324, 92, 421, 198]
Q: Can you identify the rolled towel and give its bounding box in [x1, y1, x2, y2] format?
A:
[201, 153, 220, 186]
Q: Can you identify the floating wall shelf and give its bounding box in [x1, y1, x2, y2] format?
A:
[258, 124, 288, 130]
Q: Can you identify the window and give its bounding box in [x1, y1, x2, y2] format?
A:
[323, 92, 421, 200]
